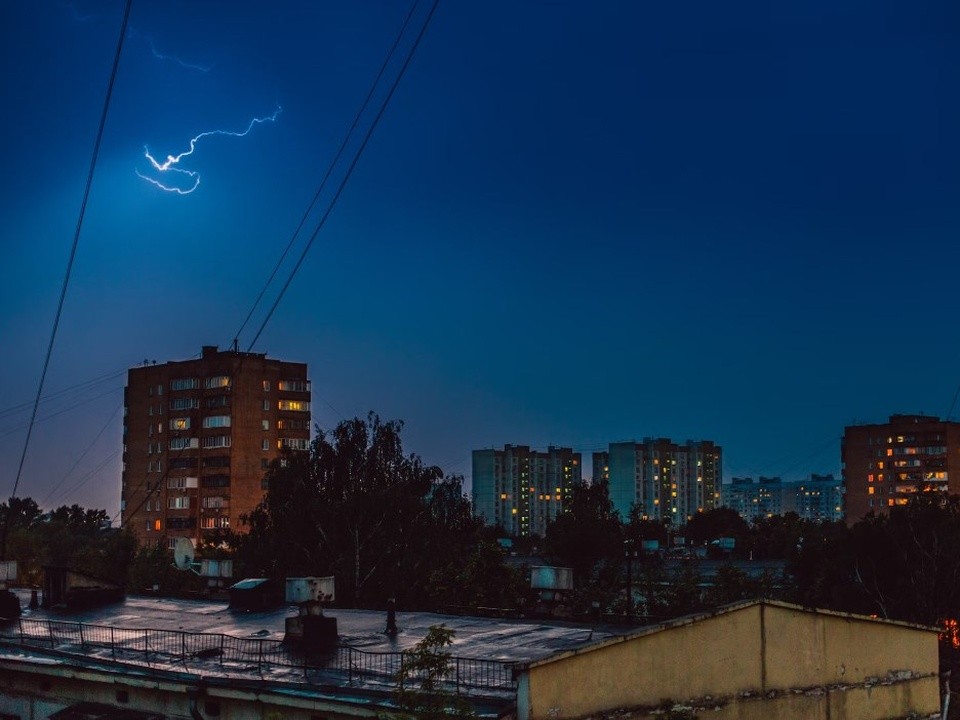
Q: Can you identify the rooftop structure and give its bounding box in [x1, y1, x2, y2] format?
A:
[0, 594, 940, 720]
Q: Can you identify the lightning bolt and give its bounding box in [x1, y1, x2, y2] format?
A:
[147, 39, 214, 73]
[136, 107, 282, 195]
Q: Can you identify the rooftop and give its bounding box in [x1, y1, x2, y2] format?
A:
[1, 591, 625, 708]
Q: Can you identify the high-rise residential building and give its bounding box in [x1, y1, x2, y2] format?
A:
[472, 445, 581, 537]
[722, 474, 842, 523]
[121, 345, 311, 549]
[596, 439, 721, 523]
[843, 414, 960, 523]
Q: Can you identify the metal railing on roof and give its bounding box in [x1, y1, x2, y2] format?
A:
[0, 617, 516, 694]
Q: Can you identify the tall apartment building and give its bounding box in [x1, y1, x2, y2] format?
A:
[722, 474, 842, 523]
[843, 414, 960, 523]
[121, 345, 311, 549]
[472, 445, 581, 537]
[595, 438, 721, 523]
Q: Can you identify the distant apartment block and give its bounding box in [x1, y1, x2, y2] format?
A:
[121, 345, 311, 549]
[472, 445, 581, 537]
[843, 414, 960, 523]
[594, 438, 722, 523]
[722, 474, 842, 523]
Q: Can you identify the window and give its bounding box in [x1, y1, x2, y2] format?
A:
[262, 400, 269, 411]
[201, 516, 230, 530]
[168, 477, 199, 489]
[170, 457, 198, 469]
[203, 455, 230, 468]
[202, 496, 226, 509]
[170, 397, 199, 411]
[204, 375, 231, 389]
[203, 415, 231, 428]
[170, 417, 191, 431]
[262, 420, 269, 431]
[278, 380, 310, 393]
[261, 459, 270, 470]
[278, 418, 308, 431]
[262, 439, 269, 451]
[201, 475, 230, 488]
[206, 395, 229, 409]
[157, 384, 163, 396]
[171, 378, 198, 391]
[154, 519, 162, 531]
[168, 497, 190, 510]
[262, 380, 270, 392]
[278, 400, 310, 412]
[202, 435, 231, 449]
[279, 438, 309, 451]
[169, 437, 198, 451]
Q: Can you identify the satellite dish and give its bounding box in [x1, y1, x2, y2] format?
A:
[173, 538, 196, 571]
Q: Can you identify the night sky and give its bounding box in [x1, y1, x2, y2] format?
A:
[1, 0, 958, 516]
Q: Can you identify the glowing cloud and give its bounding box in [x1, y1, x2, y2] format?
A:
[136, 107, 282, 195]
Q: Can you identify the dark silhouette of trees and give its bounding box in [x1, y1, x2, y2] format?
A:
[543, 480, 621, 583]
[0, 497, 134, 586]
[237, 413, 496, 609]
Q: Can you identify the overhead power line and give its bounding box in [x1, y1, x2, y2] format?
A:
[8, 0, 132, 504]
[245, 0, 441, 352]
[231, 0, 422, 348]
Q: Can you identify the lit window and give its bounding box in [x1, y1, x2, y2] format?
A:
[278, 400, 310, 412]
[204, 376, 231, 389]
[278, 380, 311, 392]
[170, 417, 190, 431]
[154, 519, 161, 531]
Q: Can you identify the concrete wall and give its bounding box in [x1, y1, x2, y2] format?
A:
[520, 602, 940, 720]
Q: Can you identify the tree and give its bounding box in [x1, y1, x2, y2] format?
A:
[544, 480, 622, 582]
[682, 508, 749, 548]
[238, 413, 496, 609]
[394, 625, 473, 720]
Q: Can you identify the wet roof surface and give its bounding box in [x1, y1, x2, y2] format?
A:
[10, 590, 625, 663]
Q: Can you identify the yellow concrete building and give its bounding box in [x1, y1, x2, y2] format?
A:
[515, 600, 940, 720]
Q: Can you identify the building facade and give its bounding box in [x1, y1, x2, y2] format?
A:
[121, 345, 311, 548]
[472, 445, 581, 537]
[596, 439, 721, 523]
[722, 474, 842, 523]
[843, 414, 960, 523]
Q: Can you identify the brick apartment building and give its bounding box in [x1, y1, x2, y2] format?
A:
[121, 345, 311, 548]
[843, 414, 960, 523]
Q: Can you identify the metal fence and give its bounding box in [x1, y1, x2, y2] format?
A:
[0, 617, 516, 694]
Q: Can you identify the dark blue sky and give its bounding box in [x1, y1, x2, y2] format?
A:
[1, 0, 958, 515]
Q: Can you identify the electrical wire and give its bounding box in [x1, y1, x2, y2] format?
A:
[40, 401, 123, 507]
[0, 367, 126, 420]
[8, 0, 131, 502]
[231, 0, 422, 348]
[245, 0, 441, 352]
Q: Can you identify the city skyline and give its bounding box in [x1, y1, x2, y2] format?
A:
[2, 0, 957, 515]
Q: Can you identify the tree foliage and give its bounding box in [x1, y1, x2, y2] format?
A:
[0, 497, 133, 585]
[237, 413, 497, 609]
[394, 625, 473, 720]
